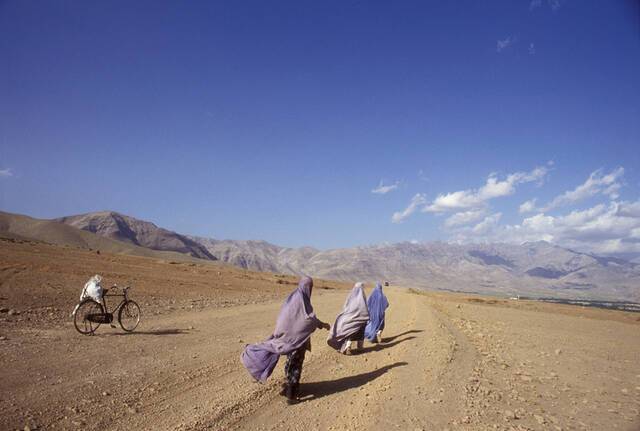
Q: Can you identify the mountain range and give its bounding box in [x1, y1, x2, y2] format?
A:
[2, 210, 639, 302]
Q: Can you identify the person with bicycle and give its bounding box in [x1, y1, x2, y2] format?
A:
[72, 275, 141, 334]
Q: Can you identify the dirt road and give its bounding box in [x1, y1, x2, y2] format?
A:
[2, 284, 640, 431]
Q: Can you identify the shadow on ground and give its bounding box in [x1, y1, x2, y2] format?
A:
[102, 328, 189, 336]
[356, 336, 416, 354]
[299, 361, 408, 402]
[382, 329, 424, 343]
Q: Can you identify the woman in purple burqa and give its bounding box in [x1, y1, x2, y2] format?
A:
[326, 282, 369, 355]
[241, 276, 330, 403]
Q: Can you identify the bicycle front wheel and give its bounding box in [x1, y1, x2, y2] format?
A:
[73, 299, 104, 335]
[118, 300, 141, 332]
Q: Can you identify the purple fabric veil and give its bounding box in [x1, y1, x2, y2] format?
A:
[241, 276, 320, 382]
[327, 282, 369, 351]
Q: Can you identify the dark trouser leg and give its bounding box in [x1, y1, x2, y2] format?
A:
[284, 346, 306, 401]
[352, 326, 366, 351]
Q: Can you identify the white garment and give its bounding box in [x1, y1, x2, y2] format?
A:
[72, 275, 104, 316]
[80, 275, 104, 302]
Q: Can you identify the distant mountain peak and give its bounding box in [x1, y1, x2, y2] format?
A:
[56, 211, 214, 260]
[49, 210, 640, 302]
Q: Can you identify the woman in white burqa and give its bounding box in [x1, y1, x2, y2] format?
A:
[326, 282, 369, 355]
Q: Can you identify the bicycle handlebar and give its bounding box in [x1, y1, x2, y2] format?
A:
[103, 284, 131, 294]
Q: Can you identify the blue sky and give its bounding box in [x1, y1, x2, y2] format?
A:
[1, 1, 639, 252]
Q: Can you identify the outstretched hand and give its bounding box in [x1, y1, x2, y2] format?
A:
[320, 321, 330, 330]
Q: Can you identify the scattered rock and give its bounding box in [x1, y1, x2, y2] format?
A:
[102, 391, 109, 396]
[8, 309, 19, 316]
[504, 410, 517, 421]
[534, 414, 546, 425]
[555, 348, 562, 355]
[0, 307, 9, 313]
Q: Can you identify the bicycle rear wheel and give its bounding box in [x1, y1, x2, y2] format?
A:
[118, 300, 141, 332]
[73, 299, 104, 335]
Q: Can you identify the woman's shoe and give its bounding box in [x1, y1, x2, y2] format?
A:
[285, 384, 299, 404]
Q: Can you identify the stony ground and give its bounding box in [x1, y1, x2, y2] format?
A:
[1, 239, 639, 430]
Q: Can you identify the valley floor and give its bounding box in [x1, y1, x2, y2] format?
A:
[2, 287, 640, 430]
[1, 239, 640, 430]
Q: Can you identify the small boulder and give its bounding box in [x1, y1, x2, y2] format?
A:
[504, 410, 517, 421]
[534, 414, 546, 425]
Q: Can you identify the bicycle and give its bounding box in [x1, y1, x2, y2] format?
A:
[73, 284, 141, 335]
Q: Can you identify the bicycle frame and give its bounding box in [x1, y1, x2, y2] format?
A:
[102, 287, 130, 315]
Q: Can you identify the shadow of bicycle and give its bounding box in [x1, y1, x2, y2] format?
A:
[103, 328, 189, 336]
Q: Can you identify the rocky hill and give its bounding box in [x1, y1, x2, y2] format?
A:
[56, 211, 215, 260]
[0, 211, 199, 262]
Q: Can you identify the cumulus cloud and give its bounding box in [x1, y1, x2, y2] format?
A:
[529, 43, 536, 55]
[0, 168, 13, 178]
[423, 165, 549, 214]
[529, 0, 542, 10]
[496, 36, 515, 53]
[540, 167, 624, 212]
[392, 193, 427, 224]
[371, 180, 400, 195]
[519, 199, 537, 214]
[472, 213, 502, 235]
[444, 209, 487, 228]
[456, 200, 640, 254]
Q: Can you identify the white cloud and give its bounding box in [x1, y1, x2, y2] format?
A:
[529, 43, 535, 55]
[472, 213, 502, 235]
[455, 200, 640, 254]
[444, 209, 487, 228]
[371, 180, 400, 195]
[529, 0, 542, 10]
[410, 239, 419, 244]
[548, 0, 561, 11]
[616, 200, 640, 218]
[0, 168, 13, 178]
[392, 193, 427, 224]
[540, 167, 624, 212]
[424, 165, 550, 213]
[519, 199, 538, 214]
[496, 36, 515, 53]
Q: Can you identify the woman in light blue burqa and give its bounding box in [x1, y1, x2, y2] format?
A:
[241, 276, 330, 404]
[364, 282, 389, 343]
